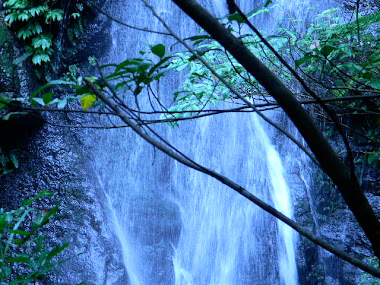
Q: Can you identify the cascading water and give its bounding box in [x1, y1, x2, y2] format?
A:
[88, 0, 330, 284]
[171, 111, 298, 285]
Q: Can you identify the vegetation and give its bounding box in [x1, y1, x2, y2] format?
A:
[3, 0, 83, 65]
[0, 147, 19, 177]
[361, 257, 380, 284]
[0, 0, 379, 281]
[170, 0, 379, 264]
[0, 191, 69, 284]
[159, 6, 380, 164]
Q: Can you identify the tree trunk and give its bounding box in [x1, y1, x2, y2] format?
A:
[171, 0, 380, 259]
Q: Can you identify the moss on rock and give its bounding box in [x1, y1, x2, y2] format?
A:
[0, 16, 16, 93]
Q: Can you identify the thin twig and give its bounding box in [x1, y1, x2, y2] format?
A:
[85, 77, 380, 278]
[233, 2, 356, 177]
[142, 0, 319, 166]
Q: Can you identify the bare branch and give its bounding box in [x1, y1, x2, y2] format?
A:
[84, 78, 380, 278]
[170, 0, 380, 263]
[233, 2, 356, 176]
[141, 0, 319, 166]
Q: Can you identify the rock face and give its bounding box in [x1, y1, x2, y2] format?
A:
[0, 17, 15, 94]
[267, 109, 379, 285]
[1, 121, 130, 284]
[127, 195, 182, 284]
[0, 2, 128, 284]
[293, 164, 379, 285]
[290, 126, 380, 284]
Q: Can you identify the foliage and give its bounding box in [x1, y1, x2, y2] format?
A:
[2, 0, 83, 65]
[162, 7, 379, 112]
[156, 6, 380, 164]
[360, 257, 380, 284]
[0, 147, 19, 177]
[160, 33, 272, 124]
[0, 190, 69, 284]
[293, 8, 380, 94]
[1, 4, 378, 162]
[288, 8, 380, 166]
[0, 2, 379, 281]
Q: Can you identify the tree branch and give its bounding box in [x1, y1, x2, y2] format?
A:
[170, 0, 380, 261]
[142, 0, 319, 166]
[233, 2, 356, 177]
[84, 78, 380, 278]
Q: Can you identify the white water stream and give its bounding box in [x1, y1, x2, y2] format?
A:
[89, 0, 332, 284]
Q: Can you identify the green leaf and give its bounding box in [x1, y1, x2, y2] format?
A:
[2, 112, 29, 120]
[327, 126, 334, 137]
[0, 154, 7, 168]
[295, 55, 314, 67]
[368, 153, 378, 166]
[13, 51, 33, 65]
[320, 45, 336, 57]
[32, 35, 52, 50]
[29, 5, 48, 17]
[76, 3, 84, 11]
[32, 53, 50, 65]
[71, 12, 80, 19]
[37, 249, 49, 266]
[57, 98, 68, 109]
[9, 229, 29, 236]
[227, 3, 272, 23]
[9, 153, 19, 168]
[4, 13, 17, 24]
[0, 96, 13, 109]
[151, 44, 166, 58]
[0, 169, 13, 177]
[45, 9, 64, 22]
[264, 0, 273, 7]
[35, 235, 45, 253]
[189, 50, 209, 61]
[247, 7, 270, 19]
[18, 12, 30, 21]
[29, 22, 43, 35]
[80, 94, 97, 110]
[42, 91, 54, 104]
[5, 0, 18, 6]
[22, 190, 55, 206]
[184, 35, 212, 43]
[47, 243, 69, 261]
[370, 77, 380, 89]
[31, 97, 45, 106]
[1, 265, 11, 276]
[227, 13, 244, 24]
[17, 27, 32, 40]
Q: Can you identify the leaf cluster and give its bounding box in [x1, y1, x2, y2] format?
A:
[3, 0, 83, 65]
[293, 9, 380, 94]
[0, 148, 19, 177]
[360, 257, 380, 284]
[285, 8, 380, 166]
[0, 190, 69, 284]
[158, 6, 380, 165]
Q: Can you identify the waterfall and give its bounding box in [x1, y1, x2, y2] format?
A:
[252, 115, 297, 285]
[170, 111, 298, 285]
[87, 0, 328, 284]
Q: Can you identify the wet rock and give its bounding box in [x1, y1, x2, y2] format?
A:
[126, 194, 182, 284]
[0, 4, 128, 284]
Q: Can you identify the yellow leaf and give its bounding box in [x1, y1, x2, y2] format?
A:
[80, 94, 97, 110]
